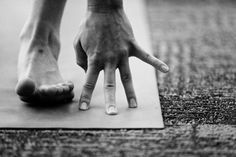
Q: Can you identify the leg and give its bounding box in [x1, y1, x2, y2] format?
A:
[16, 0, 74, 103]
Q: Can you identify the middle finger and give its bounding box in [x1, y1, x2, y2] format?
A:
[104, 64, 117, 115]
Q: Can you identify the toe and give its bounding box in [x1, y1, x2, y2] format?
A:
[39, 85, 57, 97]
[55, 91, 74, 103]
[65, 81, 74, 90]
[47, 85, 58, 96]
[38, 84, 74, 103]
[62, 86, 70, 94]
[19, 95, 36, 103]
[55, 85, 64, 95]
[58, 81, 74, 93]
[63, 81, 74, 90]
[38, 85, 48, 95]
[15, 78, 36, 97]
[55, 84, 71, 95]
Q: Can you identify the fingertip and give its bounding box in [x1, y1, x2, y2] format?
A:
[160, 64, 170, 73]
[106, 105, 118, 115]
[79, 102, 89, 110]
[129, 98, 137, 108]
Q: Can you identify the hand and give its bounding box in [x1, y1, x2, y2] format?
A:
[74, 9, 169, 115]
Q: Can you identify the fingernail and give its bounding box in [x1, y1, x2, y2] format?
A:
[79, 102, 89, 110]
[161, 65, 169, 72]
[106, 105, 118, 115]
[129, 98, 137, 108]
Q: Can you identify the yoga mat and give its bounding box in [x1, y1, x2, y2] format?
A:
[0, 0, 164, 128]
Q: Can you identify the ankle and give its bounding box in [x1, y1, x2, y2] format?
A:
[19, 21, 60, 59]
[87, 0, 123, 13]
[20, 21, 59, 40]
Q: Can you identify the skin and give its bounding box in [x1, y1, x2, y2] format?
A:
[16, 0, 169, 113]
[74, 0, 169, 115]
[15, 0, 74, 103]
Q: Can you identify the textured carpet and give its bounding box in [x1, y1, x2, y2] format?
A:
[148, 0, 236, 126]
[1, 0, 236, 156]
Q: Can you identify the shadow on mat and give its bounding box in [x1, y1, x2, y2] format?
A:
[23, 99, 76, 110]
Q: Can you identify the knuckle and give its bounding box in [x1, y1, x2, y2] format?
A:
[80, 94, 90, 103]
[118, 47, 129, 57]
[104, 83, 115, 89]
[88, 58, 101, 69]
[94, 50, 103, 55]
[121, 73, 131, 83]
[119, 51, 128, 58]
[118, 47, 128, 53]
[144, 53, 156, 65]
[83, 82, 95, 90]
[127, 93, 136, 99]
[106, 55, 117, 63]
[89, 52, 101, 63]
[145, 53, 151, 60]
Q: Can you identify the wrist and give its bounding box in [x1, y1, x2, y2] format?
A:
[87, 0, 123, 13]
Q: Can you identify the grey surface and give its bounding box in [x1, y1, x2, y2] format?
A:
[0, 0, 163, 128]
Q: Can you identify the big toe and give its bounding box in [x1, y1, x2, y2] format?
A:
[15, 78, 36, 97]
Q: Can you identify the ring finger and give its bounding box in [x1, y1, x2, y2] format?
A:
[119, 57, 137, 108]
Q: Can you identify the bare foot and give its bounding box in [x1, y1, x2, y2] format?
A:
[15, 23, 74, 103]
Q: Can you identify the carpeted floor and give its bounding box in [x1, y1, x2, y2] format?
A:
[0, 0, 236, 156]
[148, 0, 236, 126]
